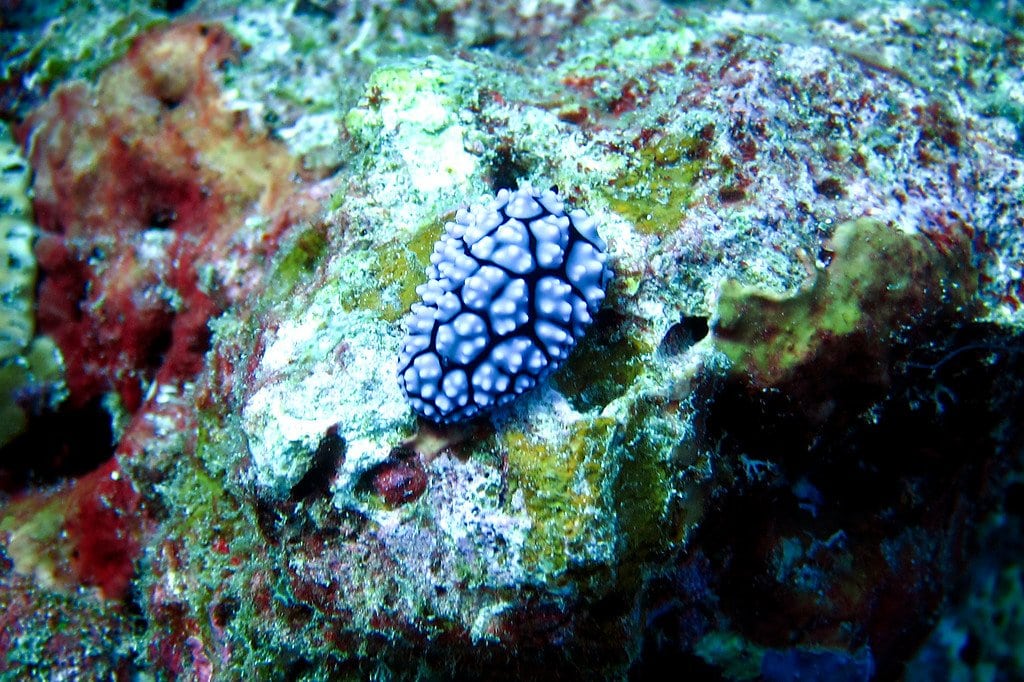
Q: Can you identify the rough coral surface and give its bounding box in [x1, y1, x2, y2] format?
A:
[712, 217, 978, 419]
[1, 1, 1023, 679]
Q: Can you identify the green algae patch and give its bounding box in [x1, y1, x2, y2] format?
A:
[0, 494, 67, 592]
[172, 411, 247, 545]
[263, 225, 330, 305]
[345, 62, 458, 139]
[612, 396, 693, 561]
[352, 218, 444, 322]
[712, 218, 978, 387]
[695, 631, 766, 681]
[387, 217, 447, 314]
[504, 418, 619, 579]
[560, 24, 696, 73]
[552, 318, 653, 412]
[603, 134, 708, 236]
[165, 411, 263, 618]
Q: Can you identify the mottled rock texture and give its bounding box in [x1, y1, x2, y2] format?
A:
[0, 0, 1022, 679]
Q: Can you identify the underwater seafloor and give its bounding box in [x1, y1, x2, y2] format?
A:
[1, 0, 1023, 678]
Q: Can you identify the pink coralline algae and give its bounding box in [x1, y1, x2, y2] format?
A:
[363, 449, 428, 508]
[1, 458, 140, 601]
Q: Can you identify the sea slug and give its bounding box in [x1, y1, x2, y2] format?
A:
[398, 184, 611, 423]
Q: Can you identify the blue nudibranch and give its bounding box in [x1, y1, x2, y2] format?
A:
[398, 183, 611, 423]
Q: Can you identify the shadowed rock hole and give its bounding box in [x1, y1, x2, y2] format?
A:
[212, 597, 239, 628]
[291, 427, 345, 500]
[488, 144, 532, 193]
[159, 95, 182, 110]
[1004, 482, 1024, 519]
[149, 207, 177, 229]
[145, 327, 174, 370]
[0, 397, 115, 491]
[814, 177, 846, 199]
[959, 631, 982, 665]
[659, 316, 709, 356]
[152, 0, 190, 12]
[253, 497, 284, 543]
[285, 659, 316, 680]
[188, 323, 212, 356]
[294, 0, 336, 19]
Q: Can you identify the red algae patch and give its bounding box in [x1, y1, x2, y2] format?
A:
[1, 459, 140, 601]
[20, 21, 303, 412]
[4, 20, 317, 600]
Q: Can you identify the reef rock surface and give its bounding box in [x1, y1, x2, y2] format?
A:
[1, 0, 1022, 679]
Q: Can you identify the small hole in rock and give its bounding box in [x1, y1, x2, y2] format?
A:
[0, 397, 116, 490]
[145, 327, 174, 370]
[152, 0, 189, 12]
[149, 207, 177, 228]
[1005, 482, 1024, 519]
[488, 144, 531, 193]
[293, 0, 335, 19]
[212, 597, 239, 628]
[814, 177, 846, 199]
[291, 427, 345, 500]
[659, 316, 709, 356]
[159, 96, 182, 111]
